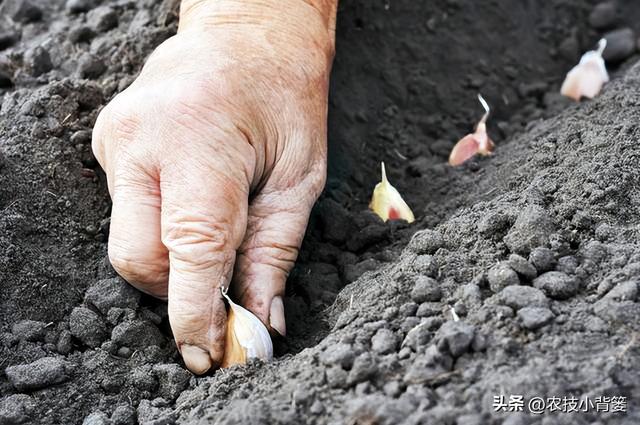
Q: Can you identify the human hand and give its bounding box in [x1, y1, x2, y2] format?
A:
[92, 0, 336, 373]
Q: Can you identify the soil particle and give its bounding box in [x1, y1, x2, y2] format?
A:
[86, 6, 119, 33]
[319, 343, 355, 369]
[528, 246, 557, 273]
[517, 306, 554, 330]
[434, 320, 475, 357]
[5, 357, 69, 392]
[110, 320, 165, 349]
[602, 280, 638, 301]
[410, 276, 441, 303]
[152, 364, 192, 401]
[0, 394, 35, 425]
[507, 254, 538, 281]
[593, 298, 640, 326]
[555, 255, 579, 274]
[497, 285, 549, 310]
[416, 302, 442, 318]
[78, 53, 107, 79]
[0, 0, 42, 24]
[401, 322, 433, 352]
[343, 258, 380, 283]
[487, 261, 520, 292]
[136, 399, 175, 425]
[85, 277, 141, 315]
[344, 394, 415, 425]
[56, 330, 73, 355]
[603, 27, 636, 62]
[131, 366, 159, 392]
[347, 353, 377, 386]
[406, 229, 444, 255]
[65, 0, 99, 14]
[455, 283, 482, 308]
[317, 199, 352, 244]
[325, 366, 348, 389]
[381, 380, 402, 397]
[503, 205, 555, 255]
[533, 271, 579, 300]
[116, 346, 131, 358]
[82, 412, 110, 425]
[106, 307, 136, 325]
[69, 306, 107, 348]
[69, 26, 96, 44]
[10, 320, 46, 342]
[370, 328, 399, 355]
[23, 46, 53, 77]
[404, 345, 453, 384]
[398, 302, 418, 318]
[589, 2, 618, 29]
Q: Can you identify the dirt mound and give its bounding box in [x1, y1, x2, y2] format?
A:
[1, 0, 640, 424]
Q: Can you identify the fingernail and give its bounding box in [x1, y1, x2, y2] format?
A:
[181, 344, 212, 374]
[269, 296, 286, 337]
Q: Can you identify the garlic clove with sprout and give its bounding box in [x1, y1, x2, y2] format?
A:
[220, 289, 273, 368]
[449, 94, 495, 166]
[561, 38, 609, 101]
[369, 162, 415, 223]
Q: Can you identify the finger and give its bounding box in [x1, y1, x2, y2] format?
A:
[161, 158, 250, 374]
[92, 97, 141, 195]
[108, 160, 168, 298]
[92, 101, 169, 298]
[233, 160, 326, 337]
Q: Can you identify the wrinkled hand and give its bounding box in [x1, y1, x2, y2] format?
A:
[92, 0, 335, 373]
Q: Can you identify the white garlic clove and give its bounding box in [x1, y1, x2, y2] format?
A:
[369, 162, 415, 223]
[221, 289, 273, 368]
[449, 94, 494, 166]
[561, 38, 609, 101]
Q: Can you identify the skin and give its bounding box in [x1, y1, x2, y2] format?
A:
[92, 0, 338, 374]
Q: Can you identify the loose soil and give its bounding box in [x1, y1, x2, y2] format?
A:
[1, 0, 640, 424]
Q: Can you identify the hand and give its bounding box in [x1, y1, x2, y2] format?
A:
[92, 0, 336, 373]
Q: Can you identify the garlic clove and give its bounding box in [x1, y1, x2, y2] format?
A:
[221, 289, 273, 368]
[561, 38, 609, 101]
[369, 162, 415, 223]
[449, 94, 494, 166]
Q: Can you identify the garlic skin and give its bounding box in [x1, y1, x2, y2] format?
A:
[221, 290, 273, 368]
[369, 162, 415, 223]
[449, 94, 494, 166]
[561, 38, 609, 101]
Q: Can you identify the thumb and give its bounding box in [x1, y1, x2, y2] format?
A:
[233, 162, 325, 337]
[161, 161, 249, 374]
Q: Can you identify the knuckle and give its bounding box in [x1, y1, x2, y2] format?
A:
[162, 215, 234, 271]
[240, 222, 302, 276]
[239, 243, 298, 281]
[93, 94, 141, 150]
[256, 243, 298, 268]
[108, 242, 168, 290]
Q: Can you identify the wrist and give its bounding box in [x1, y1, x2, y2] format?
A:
[179, 0, 336, 46]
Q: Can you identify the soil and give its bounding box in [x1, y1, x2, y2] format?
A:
[1, 0, 640, 424]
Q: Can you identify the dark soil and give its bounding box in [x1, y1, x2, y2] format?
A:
[1, 0, 640, 424]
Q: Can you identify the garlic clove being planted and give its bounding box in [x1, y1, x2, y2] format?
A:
[561, 38, 609, 101]
[221, 289, 273, 368]
[369, 162, 415, 223]
[449, 94, 495, 166]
